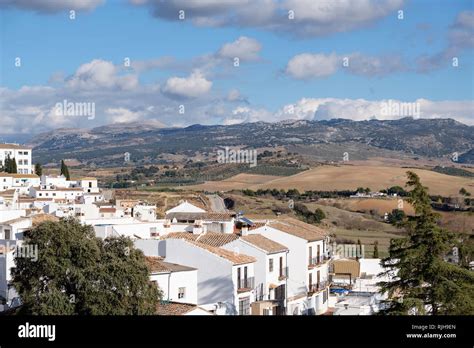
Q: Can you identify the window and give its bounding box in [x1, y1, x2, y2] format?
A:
[178, 287, 185, 299]
[239, 297, 250, 315]
[24, 160, 28, 165]
[279, 256, 283, 277]
[269, 258, 273, 272]
[308, 246, 313, 265]
[150, 227, 158, 237]
[89, 182, 92, 188]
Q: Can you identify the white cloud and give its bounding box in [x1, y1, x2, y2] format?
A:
[0, 0, 104, 13]
[132, 0, 404, 37]
[286, 52, 407, 79]
[217, 36, 262, 61]
[67, 59, 138, 91]
[222, 106, 272, 124]
[276, 98, 474, 124]
[286, 53, 340, 79]
[105, 107, 145, 123]
[162, 70, 212, 99]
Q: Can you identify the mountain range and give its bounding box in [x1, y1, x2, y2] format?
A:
[27, 117, 474, 166]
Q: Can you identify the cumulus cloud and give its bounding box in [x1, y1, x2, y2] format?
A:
[286, 53, 340, 79]
[226, 89, 248, 103]
[162, 70, 212, 99]
[285, 52, 407, 79]
[0, 0, 104, 13]
[217, 36, 262, 61]
[222, 106, 272, 125]
[67, 59, 138, 90]
[131, 0, 404, 37]
[276, 98, 474, 125]
[132, 36, 262, 77]
[105, 107, 145, 123]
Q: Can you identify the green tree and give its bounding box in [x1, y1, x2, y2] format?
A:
[313, 208, 326, 223]
[60, 160, 70, 180]
[378, 171, 474, 315]
[10, 157, 17, 174]
[387, 209, 406, 226]
[4, 155, 17, 173]
[2, 155, 10, 172]
[34, 163, 43, 177]
[373, 241, 379, 258]
[12, 218, 161, 315]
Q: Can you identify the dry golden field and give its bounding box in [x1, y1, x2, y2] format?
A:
[188, 164, 474, 196]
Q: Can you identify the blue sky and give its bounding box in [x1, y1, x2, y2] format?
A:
[0, 0, 473, 133]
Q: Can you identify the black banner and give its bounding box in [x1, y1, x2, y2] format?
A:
[0, 315, 471, 346]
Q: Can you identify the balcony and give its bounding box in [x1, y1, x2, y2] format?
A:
[237, 277, 255, 293]
[278, 267, 289, 280]
[307, 281, 329, 296]
[307, 255, 331, 269]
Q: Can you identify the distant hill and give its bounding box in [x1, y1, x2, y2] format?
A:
[28, 117, 474, 165]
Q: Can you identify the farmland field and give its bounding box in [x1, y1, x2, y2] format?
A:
[187, 164, 474, 196]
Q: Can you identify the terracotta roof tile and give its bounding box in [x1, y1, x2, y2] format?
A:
[145, 257, 196, 273]
[161, 232, 199, 241]
[268, 217, 327, 242]
[241, 234, 288, 254]
[196, 232, 239, 247]
[188, 240, 256, 265]
[156, 302, 205, 315]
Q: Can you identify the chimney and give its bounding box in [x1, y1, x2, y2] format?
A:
[193, 219, 203, 234]
[241, 226, 249, 236]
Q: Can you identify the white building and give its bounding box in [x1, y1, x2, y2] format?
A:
[0, 174, 40, 194]
[0, 144, 33, 174]
[223, 234, 289, 315]
[249, 218, 331, 315]
[29, 185, 85, 202]
[145, 257, 198, 304]
[163, 238, 256, 315]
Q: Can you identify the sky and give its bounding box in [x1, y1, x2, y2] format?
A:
[0, 0, 473, 134]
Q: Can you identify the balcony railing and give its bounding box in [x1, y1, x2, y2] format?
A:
[237, 277, 255, 292]
[278, 266, 289, 280]
[307, 280, 329, 295]
[308, 255, 331, 268]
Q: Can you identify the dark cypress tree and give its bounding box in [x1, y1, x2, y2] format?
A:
[378, 171, 474, 315]
[373, 241, 379, 258]
[34, 163, 43, 176]
[60, 160, 71, 180]
[11, 157, 17, 174]
[4, 155, 11, 173]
